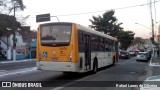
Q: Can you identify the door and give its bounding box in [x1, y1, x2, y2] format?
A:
[84, 34, 91, 70]
[115, 42, 119, 62]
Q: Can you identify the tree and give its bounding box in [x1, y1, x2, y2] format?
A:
[89, 10, 123, 37]
[9, 0, 26, 14]
[17, 15, 30, 25]
[118, 30, 135, 50]
[0, 0, 7, 13]
[131, 37, 145, 45]
[0, 14, 21, 36]
[0, 0, 26, 37]
[89, 10, 134, 50]
[0, 0, 25, 14]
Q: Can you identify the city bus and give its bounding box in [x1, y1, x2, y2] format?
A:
[36, 22, 119, 73]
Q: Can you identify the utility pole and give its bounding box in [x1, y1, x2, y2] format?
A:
[149, 0, 154, 40]
[13, 1, 16, 61]
[149, 0, 155, 56]
[158, 24, 160, 58]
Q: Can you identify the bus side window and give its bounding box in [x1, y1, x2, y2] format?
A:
[105, 39, 112, 52]
[91, 35, 95, 51]
[105, 39, 109, 51]
[78, 31, 84, 52]
[109, 40, 112, 52]
[112, 41, 115, 52]
[96, 36, 99, 51]
[99, 37, 104, 51]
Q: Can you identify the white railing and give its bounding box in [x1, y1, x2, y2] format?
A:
[0, 40, 8, 50]
[0, 40, 11, 60]
[1, 50, 7, 57]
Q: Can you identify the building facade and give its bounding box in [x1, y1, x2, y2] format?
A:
[0, 26, 37, 60]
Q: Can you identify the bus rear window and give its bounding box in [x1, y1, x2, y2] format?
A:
[40, 24, 71, 46]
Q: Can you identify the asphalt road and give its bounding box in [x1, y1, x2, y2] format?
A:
[0, 59, 36, 71]
[0, 57, 150, 90]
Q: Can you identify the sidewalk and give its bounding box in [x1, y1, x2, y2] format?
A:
[149, 53, 160, 76]
[149, 53, 160, 66]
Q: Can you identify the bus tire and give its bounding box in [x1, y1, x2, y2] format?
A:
[63, 72, 72, 74]
[112, 56, 115, 65]
[92, 58, 98, 74]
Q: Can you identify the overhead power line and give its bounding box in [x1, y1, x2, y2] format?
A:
[28, 0, 160, 18]
[56, 0, 160, 16]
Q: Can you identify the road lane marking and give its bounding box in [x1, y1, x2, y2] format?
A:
[117, 57, 136, 65]
[149, 57, 160, 66]
[51, 57, 138, 90]
[149, 63, 160, 66]
[50, 64, 116, 90]
[0, 70, 7, 72]
[0, 67, 37, 77]
[0, 59, 36, 64]
[0, 70, 7, 74]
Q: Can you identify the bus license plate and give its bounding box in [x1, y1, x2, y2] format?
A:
[51, 58, 58, 62]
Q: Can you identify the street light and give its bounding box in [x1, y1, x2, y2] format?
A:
[135, 23, 152, 30]
[135, 22, 157, 56]
[135, 23, 154, 40]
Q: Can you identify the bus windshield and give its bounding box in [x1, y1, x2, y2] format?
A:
[40, 24, 72, 46]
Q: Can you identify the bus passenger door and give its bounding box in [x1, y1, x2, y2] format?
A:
[84, 34, 91, 70]
[115, 42, 119, 62]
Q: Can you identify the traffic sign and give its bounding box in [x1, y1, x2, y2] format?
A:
[36, 13, 50, 22]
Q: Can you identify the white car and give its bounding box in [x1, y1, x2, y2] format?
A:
[140, 75, 160, 90]
[136, 52, 150, 61]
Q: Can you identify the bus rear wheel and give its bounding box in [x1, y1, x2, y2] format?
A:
[92, 59, 98, 74]
[112, 56, 115, 66]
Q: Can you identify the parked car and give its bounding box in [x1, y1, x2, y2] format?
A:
[140, 75, 160, 90]
[147, 50, 152, 59]
[129, 51, 137, 56]
[136, 52, 150, 61]
[119, 51, 130, 59]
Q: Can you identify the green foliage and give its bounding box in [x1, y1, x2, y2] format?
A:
[0, 0, 26, 36]
[0, 0, 7, 13]
[10, 0, 26, 13]
[131, 37, 145, 46]
[0, 0, 25, 14]
[89, 10, 123, 37]
[89, 10, 135, 50]
[118, 30, 135, 50]
[0, 14, 21, 36]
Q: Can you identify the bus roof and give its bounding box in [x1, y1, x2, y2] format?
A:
[39, 22, 118, 41]
[77, 24, 118, 41]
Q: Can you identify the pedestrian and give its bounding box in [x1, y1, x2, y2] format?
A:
[157, 49, 159, 57]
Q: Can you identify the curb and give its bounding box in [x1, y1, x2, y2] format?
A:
[149, 57, 160, 67]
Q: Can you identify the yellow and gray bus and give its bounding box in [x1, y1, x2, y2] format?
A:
[36, 22, 119, 73]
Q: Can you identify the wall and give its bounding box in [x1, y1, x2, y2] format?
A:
[16, 46, 29, 59]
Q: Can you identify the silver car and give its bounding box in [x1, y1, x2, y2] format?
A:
[136, 52, 149, 61]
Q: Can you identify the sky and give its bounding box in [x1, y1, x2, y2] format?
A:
[16, 0, 160, 38]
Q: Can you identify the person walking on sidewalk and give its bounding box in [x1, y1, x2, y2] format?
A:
[157, 49, 159, 57]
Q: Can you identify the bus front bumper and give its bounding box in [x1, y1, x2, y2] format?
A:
[37, 61, 79, 72]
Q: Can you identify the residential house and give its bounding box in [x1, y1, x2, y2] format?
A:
[0, 26, 37, 60]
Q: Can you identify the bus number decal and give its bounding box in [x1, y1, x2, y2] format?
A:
[59, 47, 67, 50]
[60, 51, 66, 56]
